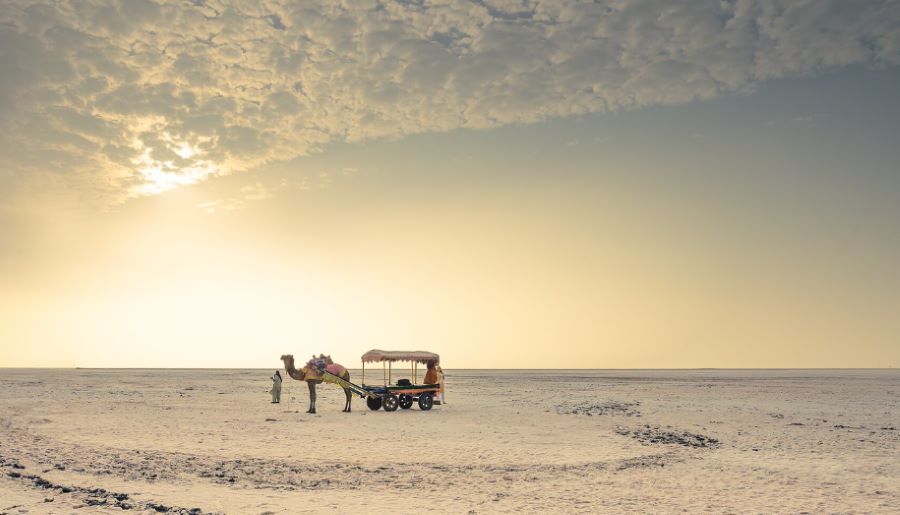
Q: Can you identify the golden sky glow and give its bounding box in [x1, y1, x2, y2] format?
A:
[2, 1, 900, 368]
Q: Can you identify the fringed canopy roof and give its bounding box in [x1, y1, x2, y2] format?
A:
[361, 349, 440, 364]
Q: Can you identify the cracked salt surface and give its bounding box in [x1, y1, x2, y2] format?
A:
[0, 368, 897, 513]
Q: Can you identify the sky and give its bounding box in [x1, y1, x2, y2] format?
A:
[1, 0, 899, 368]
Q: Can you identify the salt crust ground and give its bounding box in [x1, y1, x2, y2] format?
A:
[0, 369, 897, 514]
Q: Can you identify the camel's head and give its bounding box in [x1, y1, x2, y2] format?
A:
[280, 354, 293, 363]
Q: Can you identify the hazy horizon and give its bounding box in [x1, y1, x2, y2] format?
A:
[2, 366, 897, 372]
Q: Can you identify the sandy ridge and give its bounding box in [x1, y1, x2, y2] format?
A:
[1, 456, 216, 514]
[1, 418, 694, 492]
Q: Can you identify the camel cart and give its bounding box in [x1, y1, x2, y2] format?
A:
[361, 349, 444, 412]
[322, 350, 444, 412]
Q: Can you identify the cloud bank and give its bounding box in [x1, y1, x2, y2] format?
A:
[1, 0, 898, 201]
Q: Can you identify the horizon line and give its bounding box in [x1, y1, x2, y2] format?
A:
[0, 366, 896, 371]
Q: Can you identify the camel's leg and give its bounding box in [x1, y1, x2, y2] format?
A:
[343, 372, 352, 412]
[343, 387, 352, 412]
[307, 381, 317, 414]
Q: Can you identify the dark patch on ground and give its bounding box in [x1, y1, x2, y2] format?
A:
[615, 453, 674, 470]
[556, 401, 641, 416]
[616, 425, 720, 448]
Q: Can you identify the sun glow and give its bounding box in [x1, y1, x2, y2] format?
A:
[128, 129, 221, 196]
[134, 162, 220, 196]
[174, 142, 198, 159]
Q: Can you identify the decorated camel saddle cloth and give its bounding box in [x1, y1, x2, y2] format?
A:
[301, 365, 323, 381]
[304, 355, 347, 382]
[324, 363, 346, 377]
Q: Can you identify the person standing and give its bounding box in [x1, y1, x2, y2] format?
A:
[271, 370, 282, 403]
[436, 365, 445, 404]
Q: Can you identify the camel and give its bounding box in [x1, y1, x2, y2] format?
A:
[280, 354, 352, 413]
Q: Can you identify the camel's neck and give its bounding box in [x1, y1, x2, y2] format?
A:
[282, 358, 306, 381]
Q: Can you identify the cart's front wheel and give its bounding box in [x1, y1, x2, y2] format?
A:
[383, 394, 399, 412]
[366, 396, 383, 411]
[418, 393, 434, 411]
[398, 394, 413, 409]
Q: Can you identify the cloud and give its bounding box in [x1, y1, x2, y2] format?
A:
[1, 0, 898, 203]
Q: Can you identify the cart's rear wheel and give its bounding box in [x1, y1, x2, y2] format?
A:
[398, 394, 413, 409]
[383, 394, 399, 412]
[418, 393, 434, 411]
[366, 396, 383, 411]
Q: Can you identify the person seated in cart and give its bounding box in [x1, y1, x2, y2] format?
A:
[423, 360, 439, 385]
[421, 360, 446, 404]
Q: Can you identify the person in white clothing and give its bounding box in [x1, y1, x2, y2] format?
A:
[436, 365, 445, 404]
[270, 370, 282, 403]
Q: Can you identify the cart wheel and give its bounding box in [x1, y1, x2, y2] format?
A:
[383, 394, 399, 412]
[418, 393, 433, 411]
[399, 394, 413, 409]
[366, 396, 383, 411]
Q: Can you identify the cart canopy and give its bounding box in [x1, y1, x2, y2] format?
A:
[361, 349, 440, 364]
